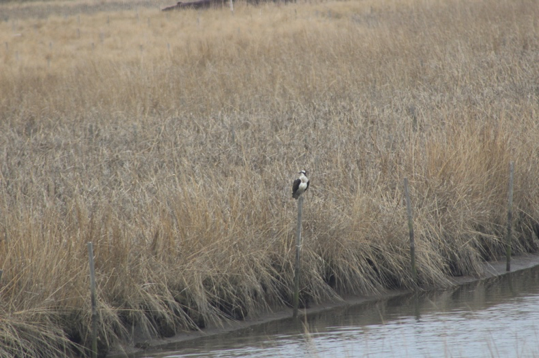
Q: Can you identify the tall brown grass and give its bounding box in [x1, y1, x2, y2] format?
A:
[0, 0, 538, 355]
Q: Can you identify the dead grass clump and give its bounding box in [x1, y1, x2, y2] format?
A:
[0, 309, 80, 358]
[0, 0, 538, 355]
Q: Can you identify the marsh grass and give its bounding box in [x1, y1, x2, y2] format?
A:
[0, 0, 538, 355]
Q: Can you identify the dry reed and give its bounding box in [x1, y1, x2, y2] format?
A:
[0, 0, 538, 355]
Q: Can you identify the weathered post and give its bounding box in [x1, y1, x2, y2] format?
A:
[506, 161, 514, 272]
[404, 178, 417, 282]
[293, 196, 304, 318]
[87, 242, 98, 358]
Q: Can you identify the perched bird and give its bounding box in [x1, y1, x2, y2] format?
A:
[292, 170, 310, 199]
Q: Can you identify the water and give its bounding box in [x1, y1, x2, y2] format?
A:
[138, 266, 539, 358]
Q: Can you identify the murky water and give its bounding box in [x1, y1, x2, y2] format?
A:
[139, 266, 539, 358]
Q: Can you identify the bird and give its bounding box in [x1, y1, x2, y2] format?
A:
[292, 170, 309, 199]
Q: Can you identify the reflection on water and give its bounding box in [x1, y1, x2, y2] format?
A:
[140, 265, 539, 358]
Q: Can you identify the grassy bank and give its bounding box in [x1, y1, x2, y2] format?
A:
[0, 0, 538, 356]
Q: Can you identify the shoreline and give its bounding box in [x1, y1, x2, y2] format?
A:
[108, 253, 539, 357]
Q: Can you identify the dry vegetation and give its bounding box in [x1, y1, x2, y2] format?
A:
[0, 0, 538, 356]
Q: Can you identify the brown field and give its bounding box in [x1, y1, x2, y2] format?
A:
[0, 0, 538, 356]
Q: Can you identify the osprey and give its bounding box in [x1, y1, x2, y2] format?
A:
[292, 170, 309, 199]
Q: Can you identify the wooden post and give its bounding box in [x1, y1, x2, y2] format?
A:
[292, 196, 304, 318]
[87, 242, 98, 358]
[404, 178, 417, 282]
[506, 162, 514, 272]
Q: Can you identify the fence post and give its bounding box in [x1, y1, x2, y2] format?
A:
[506, 162, 514, 272]
[404, 178, 417, 282]
[87, 242, 98, 358]
[293, 196, 304, 318]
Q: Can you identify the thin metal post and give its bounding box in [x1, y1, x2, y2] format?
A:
[404, 178, 417, 282]
[293, 196, 304, 318]
[506, 162, 514, 272]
